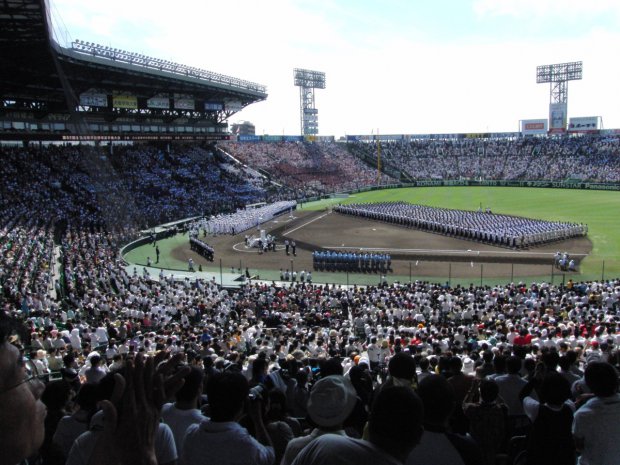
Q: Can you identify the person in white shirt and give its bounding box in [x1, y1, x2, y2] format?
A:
[573, 362, 620, 465]
[181, 371, 274, 465]
[53, 384, 98, 459]
[367, 337, 381, 370]
[161, 366, 208, 455]
[83, 355, 107, 385]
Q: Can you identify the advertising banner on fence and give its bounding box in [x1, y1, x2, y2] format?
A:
[112, 95, 137, 109]
[403, 134, 432, 140]
[491, 132, 520, 139]
[174, 99, 195, 110]
[375, 134, 403, 141]
[238, 135, 261, 142]
[521, 119, 548, 135]
[568, 116, 599, 133]
[79, 93, 107, 107]
[549, 103, 567, 133]
[147, 97, 170, 109]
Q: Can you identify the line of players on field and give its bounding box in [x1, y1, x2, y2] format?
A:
[313, 250, 391, 273]
[189, 235, 214, 261]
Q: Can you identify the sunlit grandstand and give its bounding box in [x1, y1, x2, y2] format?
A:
[2, 2, 620, 465]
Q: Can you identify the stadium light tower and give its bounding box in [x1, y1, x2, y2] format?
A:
[536, 61, 582, 133]
[293, 68, 325, 136]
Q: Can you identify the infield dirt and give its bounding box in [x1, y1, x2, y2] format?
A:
[170, 210, 591, 280]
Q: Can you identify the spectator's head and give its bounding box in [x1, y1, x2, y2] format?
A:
[585, 362, 619, 397]
[388, 352, 417, 381]
[558, 356, 572, 372]
[493, 354, 506, 373]
[320, 357, 344, 377]
[506, 356, 522, 374]
[479, 379, 500, 403]
[266, 388, 288, 419]
[417, 374, 456, 427]
[542, 350, 560, 371]
[175, 366, 205, 405]
[0, 314, 46, 465]
[307, 375, 357, 430]
[251, 358, 268, 382]
[206, 371, 249, 422]
[368, 386, 424, 463]
[449, 356, 463, 375]
[539, 372, 571, 406]
[41, 380, 71, 411]
[74, 383, 98, 412]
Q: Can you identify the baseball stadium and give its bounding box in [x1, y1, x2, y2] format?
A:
[2, 1, 620, 465]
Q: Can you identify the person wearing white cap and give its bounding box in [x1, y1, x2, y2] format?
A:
[281, 375, 357, 465]
[291, 385, 424, 465]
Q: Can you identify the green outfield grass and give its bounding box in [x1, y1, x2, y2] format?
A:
[301, 186, 620, 281]
[125, 186, 620, 285]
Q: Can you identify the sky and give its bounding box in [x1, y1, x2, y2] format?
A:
[49, 0, 620, 137]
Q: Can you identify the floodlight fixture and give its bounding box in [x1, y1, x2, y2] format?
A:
[536, 61, 583, 132]
[536, 61, 582, 85]
[536, 61, 582, 104]
[293, 68, 326, 89]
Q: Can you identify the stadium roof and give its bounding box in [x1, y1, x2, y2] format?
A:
[0, 0, 267, 140]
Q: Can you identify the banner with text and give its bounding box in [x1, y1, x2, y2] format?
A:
[112, 95, 137, 109]
[80, 93, 107, 107]
[204, 102, 224, 111]
[147, 97, 170, 109]
[521, 119, 548, 135]
[174, 99, 195, 110]
[568, 116, 599, 133]
[238, 135, 261, 142]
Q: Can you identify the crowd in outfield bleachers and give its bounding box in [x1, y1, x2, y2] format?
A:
[349, 135, 620, 182]
[2, 136, 620, 465]
[222, 141, 396, 196]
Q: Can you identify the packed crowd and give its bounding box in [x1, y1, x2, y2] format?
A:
[2, 273, 620, 465]
[2, 137, 620, 465]
[336, 202, 588, 249]
[349, 135, 620, 182]
[222, 141, 396, 196]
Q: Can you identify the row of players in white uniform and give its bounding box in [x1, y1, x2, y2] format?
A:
[336, 201, 587, 249]
[189, 200, 297, 236]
